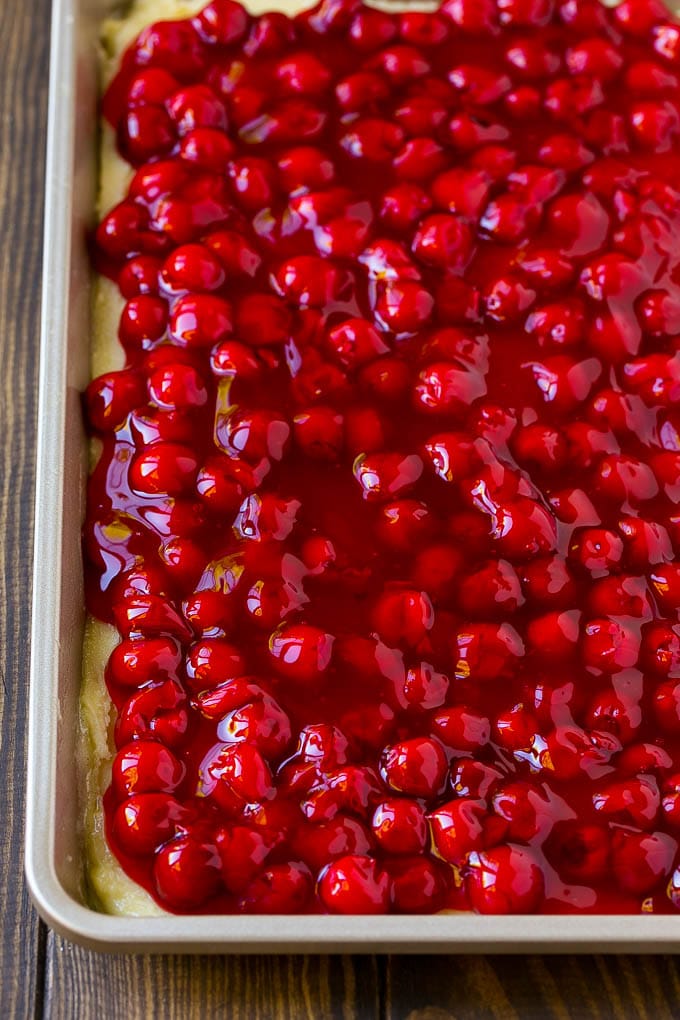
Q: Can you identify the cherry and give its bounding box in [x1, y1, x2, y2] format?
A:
[85, 371, 145, 431]
[547, 822, 610, 882]
[240, 862, 313, 913]
[380, 736, 447, 798]
[457, 559, 523, 617]
[491, 499, 558, 562]
[455, 623, 524, 681]
[612, 829, 678, 895]
[112, 792, 185, 856]
[201, 741, 274, 803]
[268, 623, 334, 682]
[196, 455, 255, 514]
[169, 293, 233, 347]
[527, 609, 580, 661]
[375, 500, 433, 552]
[111, 741, 184, 801]
[154, 834, 222, 909]
[641, 623, 680, 677]
[161, 244, 225, 292]
[148, 362, 207, 411]
[318, 855, 391, 914]
[465, 845, 545, 914]
[215, 825, 274, 893]
[432, 707, 491, 752]
[593, 775, 661, 830]
[107, 636, 182, 689]
[649, 563, 680, 613]
[450, 760, 504, 801]
[495, 704, 537, 751]
[291, 812, 371, 871]
[371, 799, 427, 855]
[380, 183, 432, 233]
[428, 799, 499, 864]
[129, 442, 198, 497]
[218, 408, 290, 462]
[119, 295, 168, 351]
[412, 542, 463, 601]
[372, 587, 434, 647]
[115, 679, 189, 749]
[184, 638, 246, 693]
[388, 856, 449, 913]
[581, 618, 640, 673]
[431, 167, 491, 219]
[205, 230, 262, 277]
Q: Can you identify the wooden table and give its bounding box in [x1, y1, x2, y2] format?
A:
[4, 1, 680, 1015]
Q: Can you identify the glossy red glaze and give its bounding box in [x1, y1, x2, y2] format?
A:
[88, 0, 680, 914]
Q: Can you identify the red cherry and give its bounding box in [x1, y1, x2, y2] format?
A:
[593, 775, 661, 830]
[268, 623, 334, 682]
[375, 500, 433, 552]
[495, 704, 537, 751]
[169, 293, 233, 347]
[200, 741, 274, 803]
[185, 638, 246, 693]
[217, 408, 290, 463]
[111, 741, 184, 800]
[612, 829, 678, 895]
[654, 680, 680, 733]
[193, 0, 249, 43]
[388, 855, 449, 913]
[455, 623, 524, 681]
[119, 295, 168, 351]
[318, 855, 390, 915]
[372, 587, 434, 647]
[586, 692, 641, 746]
[301, 766, 382, 823]
[107, 636, 181, 689]
[432, 707, 491, 752]
[380, 736, 447, 798]
[154, 833, 222, 909]
[148, 362, 207, 411]
[372, 798, 427, 855]
[113, 594, 193, 643]
[450, 760, 504, 800]
[112, 792, 185, 856]
[118, 105, 175, 164]
[240, 862, 313, 914]
[119, 255, 162, 297]
[649, 563, 680, 613]
[278, 146, 335, 190]
[353, 451, 423, 502]
[465, 845, 545, 914]
[197, 455, 255, 514]
[380, 183, 432, 232]
[215, 825, 274, 893]
[641, 623, 680, 677]
[546, 822, 610, 882]
[292, 810, 371, 870]
[293, 406, 344, 460]
[115, 679, 189, 748]
[457, 559, 523, 617]
[129, 442, 198, 497]
[581, 618, 639, 673]
[86, 371, 145, 431]
[428, 798, 491, 864]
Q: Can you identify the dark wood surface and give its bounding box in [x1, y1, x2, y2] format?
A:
[4, 0, 680, 1017]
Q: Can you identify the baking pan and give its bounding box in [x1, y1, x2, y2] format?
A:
[25, 0, 680, 952]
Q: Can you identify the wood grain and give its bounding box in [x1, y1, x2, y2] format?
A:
[384, 955, 680, 1019]
[43, 940, 383, 1020]
[0, 0, 50, 1016]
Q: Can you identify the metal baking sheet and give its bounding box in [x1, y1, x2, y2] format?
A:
[25, 0, 680, 952]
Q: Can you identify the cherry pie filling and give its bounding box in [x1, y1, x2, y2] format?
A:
[86, 0, 680, 914]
